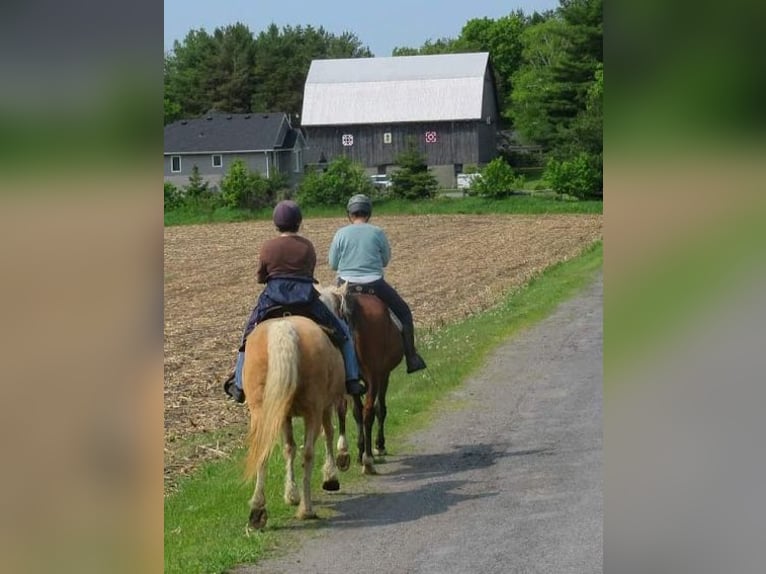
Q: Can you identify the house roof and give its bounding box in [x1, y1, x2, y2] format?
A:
[164, 112, 297, 154]
[301, 52, 491, 126]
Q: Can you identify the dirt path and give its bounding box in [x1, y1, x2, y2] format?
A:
[232, 272, 603, 574]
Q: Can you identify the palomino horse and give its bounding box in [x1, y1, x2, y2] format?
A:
[320, 284, 404, 475]
[242, 314, 347, 530]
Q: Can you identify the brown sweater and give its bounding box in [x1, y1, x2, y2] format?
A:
[256, 234, 317, 284]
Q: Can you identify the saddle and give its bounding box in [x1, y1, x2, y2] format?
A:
[261, 304, 345, 348]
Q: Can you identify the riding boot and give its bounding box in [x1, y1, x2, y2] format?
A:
[345, 379, 366, 396]
[402, 324, 427, 373]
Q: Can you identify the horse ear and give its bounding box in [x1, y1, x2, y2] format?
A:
[338, 281, 348, 297]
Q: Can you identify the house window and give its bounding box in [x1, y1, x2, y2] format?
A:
[293, 149, 303, 173]
[212, 154, 222, 168]
[170, 155, 181, 173]
[383, 132, 392, 144]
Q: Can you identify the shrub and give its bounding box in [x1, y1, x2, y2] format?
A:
[297, 156, 374, 206]
[164, 181, 183, 210]
[220, 159, 271, 209]
[471, 157, 525, 199]
[543, 153, 602, 199]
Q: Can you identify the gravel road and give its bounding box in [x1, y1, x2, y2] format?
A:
[233, 273, 603, 574]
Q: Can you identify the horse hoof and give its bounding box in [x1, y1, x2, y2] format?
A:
[362, 464, 378, 476]
[248, 507, 268, 530]
[322, 478, 340, 491]
[373, 447, 387, 456]
[337, 452, 351, 471]
[297, 510, 318, 520]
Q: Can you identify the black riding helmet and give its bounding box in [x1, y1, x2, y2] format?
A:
[272, 200, 302, 230]
[347, 194, 372, 216]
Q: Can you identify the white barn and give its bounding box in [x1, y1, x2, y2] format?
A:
[301, 52, 499, 188]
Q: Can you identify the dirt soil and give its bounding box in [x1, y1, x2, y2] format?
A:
[163, 214, 602, 491]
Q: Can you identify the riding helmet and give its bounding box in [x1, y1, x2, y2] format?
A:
[347, 194, 372, 216]
[272, 200, 302, 229]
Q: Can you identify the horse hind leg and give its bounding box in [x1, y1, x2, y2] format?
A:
[373, 395, 388, 456]
[247, 462, 268, 531]
[351, 394, 365, 465]
[336, 397, 351, 472]
[321, 408, 340, 491]
[282, 418, 300, 506]
[361, 398, 378, 475]
[297, 417, 320, 520]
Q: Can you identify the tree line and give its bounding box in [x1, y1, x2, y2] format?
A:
[164, 0, 602, 193]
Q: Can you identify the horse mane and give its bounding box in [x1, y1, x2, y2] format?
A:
[317, 282, 358, 328]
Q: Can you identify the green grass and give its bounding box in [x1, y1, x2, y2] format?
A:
[164, 195, 602, 226]
[164, 241, 602, 573]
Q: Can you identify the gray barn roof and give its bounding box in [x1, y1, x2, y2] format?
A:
[164, 112, 295, 154]
[301, 52, 490, 126]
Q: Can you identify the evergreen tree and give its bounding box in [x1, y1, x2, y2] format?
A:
[390, 142, 438, 200]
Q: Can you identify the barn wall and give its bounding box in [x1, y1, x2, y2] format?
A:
[478, 68, 500, 164]
[304, 121, 481, 173]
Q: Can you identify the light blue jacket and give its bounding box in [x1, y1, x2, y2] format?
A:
[329, 223, 391, 280]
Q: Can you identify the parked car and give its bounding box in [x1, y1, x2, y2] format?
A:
[457, 173, 482, 190]
[369, 174, 392, 189]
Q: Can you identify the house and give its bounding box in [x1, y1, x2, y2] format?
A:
[300, 52, 499, 188]
[163, 112, 307, 189]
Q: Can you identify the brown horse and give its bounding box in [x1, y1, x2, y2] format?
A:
[242, 314, 347, 530]
[320, 284, 404, 475]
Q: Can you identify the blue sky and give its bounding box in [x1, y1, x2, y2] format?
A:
[164, 0, 560, 56]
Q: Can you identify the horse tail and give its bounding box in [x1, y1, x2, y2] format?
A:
[244, 320, 300, 480]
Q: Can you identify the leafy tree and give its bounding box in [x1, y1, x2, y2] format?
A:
[164, 96, 182, 125]
[510, 17, 571, 148]
[459, 14, 527, 119]
[513, 0, 601, 151]
[392, 37, 463, 56]
[252, 24, 371, 119]
[470, 157, 525, 198]
[393, 12, 542, 124]
[209, 23, 258, 113]
[164, 29, 219, 118]
[297, 156, 374, 206]
[390, 143, 438, 200]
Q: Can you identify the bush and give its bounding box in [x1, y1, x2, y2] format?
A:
[297, 156, 374, 206]
[543, 153, 602, 199]
[471, 157, 525, 199]
[164, 181, 183, 210]
[220, 160, 271, 209]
